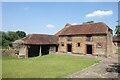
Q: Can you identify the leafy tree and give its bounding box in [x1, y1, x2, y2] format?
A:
[115, 25, 120, 37]
[2, 40, 10, 48]
[7, 31, 19, 41]
[0, 31, 26, 49]
[16, 31, 26, 38]
[83, 21, 94, 24]
[0, 31, 10, 48]
[0, 31, 3, 46]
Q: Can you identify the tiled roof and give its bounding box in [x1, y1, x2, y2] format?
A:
[56, 22, 112, 36]
[14, 34, 58, 45]
[13, 39, 24, 44]
[55, 23, 71, 36]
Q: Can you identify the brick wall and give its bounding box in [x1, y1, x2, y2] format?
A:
[93, 34, 107, 56]
[58, 34, 108, 56]
[58, 31, 113, 57]
[2, 49, 18, 57]
[58, 35, 86, 54]
[107, 30, 113, 57]
[72, 35, 86, 54]
[112, 42, 118, 54]
[58, 36, 67, 53]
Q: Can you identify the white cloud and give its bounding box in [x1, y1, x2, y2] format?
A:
[23, 7, 29, 10]
[72, 23, 78, 25]
[46, 24, 55, 28]
[85, 10, 113, 18]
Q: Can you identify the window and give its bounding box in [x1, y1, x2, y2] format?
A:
[61, 42, 64, 46]
[77, 43, 80, 47]
[97, 42, 102, 48]
[59, 36, 64, 39]
[86, 35, 92, 41]
[67, 36, 72, 41]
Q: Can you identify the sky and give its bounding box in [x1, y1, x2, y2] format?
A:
[2, 2, 118, 35]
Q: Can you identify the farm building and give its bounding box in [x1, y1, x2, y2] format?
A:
[13, 34, 58, 58]
[55, 22, 113, 57]
[13, 22, 114, 58]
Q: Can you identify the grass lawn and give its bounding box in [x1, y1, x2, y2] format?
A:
[2, 54, 99, 78]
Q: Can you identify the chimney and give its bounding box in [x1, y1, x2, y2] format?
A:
[65, 23, 71, 28]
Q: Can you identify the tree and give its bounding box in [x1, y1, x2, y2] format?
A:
[0, 31, 26, 49]
[16, 31, 26, 38]
[83, 21, 94, 24]
[115, 25, 120, 37]
[0, 31, 3, 47]
[7, 31, 19, 41]
[0, 31, 10, 48]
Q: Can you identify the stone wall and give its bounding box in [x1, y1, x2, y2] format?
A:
[107, 30, 113, 57]
[58, 36, 67, 53]
[112, 42, 118, 54]
[58, 34, 108, 57]
[18, 45, 27, 58]
[72, 35, 86, 54]
[93, 34, 107, 56]
[2, 49, 18, 57]
[49, 46, 56, 53]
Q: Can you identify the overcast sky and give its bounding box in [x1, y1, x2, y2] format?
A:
[2, 2, 118, 35]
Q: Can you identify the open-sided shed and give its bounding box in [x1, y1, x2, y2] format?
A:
[13, 34, 58, 58]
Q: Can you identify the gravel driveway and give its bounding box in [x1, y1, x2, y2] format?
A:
[65, 54, 119, 78]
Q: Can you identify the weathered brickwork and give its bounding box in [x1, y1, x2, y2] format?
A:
[71, 35, 86, 54]
[56, 22, 114, 57]
[58, 36, 67, 53]
[58, 35, 86, 54]
[93, 34, 107, 56]
[58, 33, 113, 57]
[13, 22, 113, 58]
[107, 30, 113, 57]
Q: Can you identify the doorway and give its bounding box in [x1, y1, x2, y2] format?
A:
[41, 45, 50, 55]
[28, 45, 40, 57]
[67, 44, 72, 52]
[86, 45, 92, 54]
[56, 46, 58, 52]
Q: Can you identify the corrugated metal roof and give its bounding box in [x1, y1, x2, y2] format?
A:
[56, 22, 111, 36]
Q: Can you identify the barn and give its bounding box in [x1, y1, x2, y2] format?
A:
[13, 34, 58, 58]
[55, 22, 113, 57]
[13, 22, 114, 58]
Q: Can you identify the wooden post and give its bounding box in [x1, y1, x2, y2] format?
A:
[26, 46, 28, 58]
[39, 45, 42, 56]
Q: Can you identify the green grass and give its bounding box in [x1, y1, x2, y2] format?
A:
[2, 54, 99, 78]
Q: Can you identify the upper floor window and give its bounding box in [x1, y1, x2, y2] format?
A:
[67, 36, 72, 41]
[86, 34, 92, 41]
[59, 36, 64, 40]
